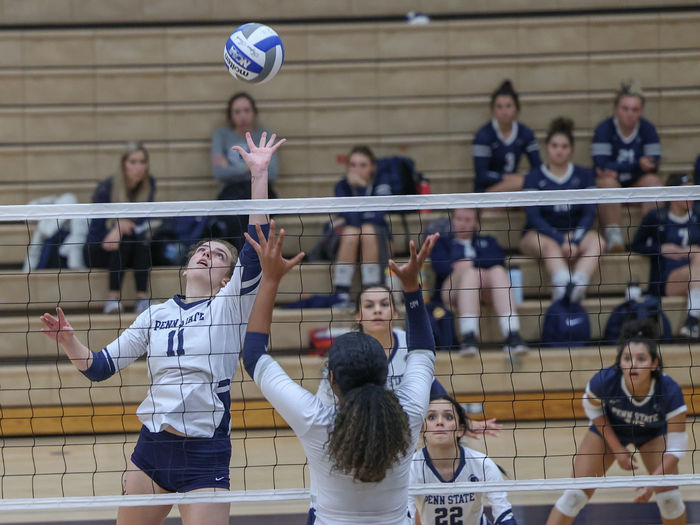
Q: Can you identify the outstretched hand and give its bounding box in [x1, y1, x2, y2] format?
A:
[232, 131, 285, 175]
[244, 220, 305, 284]
[388, 233, 439, 292]
[40, 307, 75, 347]
[465, 418, 503, 439]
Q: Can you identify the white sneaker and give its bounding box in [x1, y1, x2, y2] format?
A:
[103, 299, 122, 314]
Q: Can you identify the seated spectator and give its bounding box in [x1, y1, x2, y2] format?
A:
[593, 80, 662, 252]
[520, 118, 605, 303]
[331, 146, 392, 306]
[211, 92, 278, 249]
[472, 80, 541, 193]
[84, 142, 156, 314]
[432, 208, 527, 357]
[631, 173, 700, 339]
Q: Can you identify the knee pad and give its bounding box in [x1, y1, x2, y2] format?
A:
[657, 489, 685, 520]
[554, 489, 588, 517]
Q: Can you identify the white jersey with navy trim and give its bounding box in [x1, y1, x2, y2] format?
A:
[98, 256, 261, 438]
[254, 349, 436, 525]
[409, 446, 516, 525]
[316, 329, 409, 405]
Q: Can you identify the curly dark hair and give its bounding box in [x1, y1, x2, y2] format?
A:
[546, 117, 575, 146]
[326, 332, 410, 482]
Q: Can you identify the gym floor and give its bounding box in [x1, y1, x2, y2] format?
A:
[0, 420, 698, 524]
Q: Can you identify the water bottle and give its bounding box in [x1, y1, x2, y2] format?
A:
[417, 179, 431, 214]
[509, 265, 523, 305]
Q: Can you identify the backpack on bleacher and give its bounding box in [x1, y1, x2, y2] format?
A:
[603, 295, 672, 345]
[375, 155, 424, 196]
[541, 296, 590, 348]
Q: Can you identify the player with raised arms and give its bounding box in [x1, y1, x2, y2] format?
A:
[242, 225, 439, 525]
[409, 394, 516, 525]
[39, 132, 284, 525]
[546, 319, 688, 525]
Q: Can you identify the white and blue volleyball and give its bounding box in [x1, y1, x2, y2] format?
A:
[224, 23, 284, 84]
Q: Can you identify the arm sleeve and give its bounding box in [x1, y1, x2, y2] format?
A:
[664, 378, 688, 421]
[571, 170, 596, 243]
[523, 127, 542, 170]
[472, 132, 500, 191]
[253, 352, 325, 438]
[430, 379, 447, 397]
[641, 122, 661, 165]
[484, 458, 517, 525]
[631, 211, 661, 256]
[591, 123, 620, 172]
[430, 237, 454, 279]
[315, 367, 337, 406]
[98, 311, 150, 375]
[404, 289, 435, 353]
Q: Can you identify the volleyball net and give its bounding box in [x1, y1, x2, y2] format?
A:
[0, 186, 699, 512]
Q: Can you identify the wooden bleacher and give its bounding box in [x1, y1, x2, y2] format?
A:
[1, 9, 700, 434]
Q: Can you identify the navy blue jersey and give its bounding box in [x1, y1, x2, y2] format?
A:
[586, 366, 686, 445]
[523, 163, 596, 245]
[431, 234, 506, 292]
[334, 171, 393, 228]
[472, 120, 541, 192]
[591, 117, 661, 185]
[631, 208, 700, 295]
[694, 154, 700, 185]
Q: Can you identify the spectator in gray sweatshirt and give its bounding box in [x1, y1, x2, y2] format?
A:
[211, 92, 278, 248]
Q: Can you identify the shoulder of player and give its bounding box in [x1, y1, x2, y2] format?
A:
[594, 116, 614, 132]
[517, 122, 536, 138]
[473, 122, 494, 143]
[638, 117, 659, 133]
[658, 372, 682, 392]
[591, 366, 620, 390]
[462, 445, 488, 462]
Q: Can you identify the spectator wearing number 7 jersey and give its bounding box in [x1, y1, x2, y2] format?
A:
[472, 80, 541, 193]
[38, 132, 285, 525]
[631, 173, 700, 340]
[520, 118, 605, 304]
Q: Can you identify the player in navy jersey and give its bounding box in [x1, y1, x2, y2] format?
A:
[472, 80, 541, 193]
[243, 223, 439, 525]
[520, 118, 605, 303]
[432, 208, 527, 356]
[410, 395, 516, 525]
[39, 132, 284, 525]
[332, 146, 393, 306]
[631, 173, 700, 339]
[546, 320, 688, 525]
[593, 80, 662, 252]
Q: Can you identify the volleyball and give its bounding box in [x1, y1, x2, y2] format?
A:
[224, 23, 284, 84]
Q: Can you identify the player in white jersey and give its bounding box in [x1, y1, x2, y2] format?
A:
[410, 395, 516, 525]
[242, 224, 439, 525]
[39, 132, 285, 525]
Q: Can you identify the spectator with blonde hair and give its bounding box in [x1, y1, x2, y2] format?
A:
[593, 80, 662, 252]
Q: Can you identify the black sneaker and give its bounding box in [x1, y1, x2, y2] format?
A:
[503, 332, 528, 356]
[680, 315, 700, 340]
[459, 333, 479, 357]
